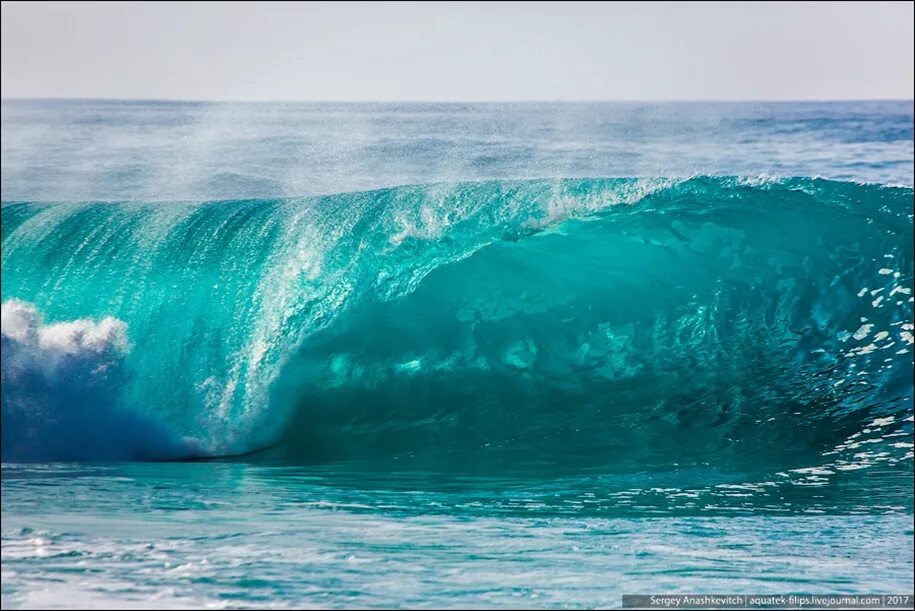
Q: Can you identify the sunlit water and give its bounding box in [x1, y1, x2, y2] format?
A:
[2, 100, 913, 608]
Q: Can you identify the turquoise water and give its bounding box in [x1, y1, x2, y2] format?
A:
[2, 463, 912, 609]
[2, 101, 914, 608]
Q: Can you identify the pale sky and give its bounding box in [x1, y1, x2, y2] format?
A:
[1, 1, 913, 101]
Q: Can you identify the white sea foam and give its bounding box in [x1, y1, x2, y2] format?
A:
[1, 300, 199, 461]
[2, 299, 129, 366]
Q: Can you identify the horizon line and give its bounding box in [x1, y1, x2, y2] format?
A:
[2, 96, 913, 105]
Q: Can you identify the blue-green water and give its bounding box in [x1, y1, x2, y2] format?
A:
[2, 463, 912, 609]
[2, 101, 913, 608]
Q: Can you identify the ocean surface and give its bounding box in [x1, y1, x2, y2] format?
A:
[1, 100, 913, 608]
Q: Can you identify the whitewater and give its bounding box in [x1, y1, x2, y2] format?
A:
[2, 100, 913, 608]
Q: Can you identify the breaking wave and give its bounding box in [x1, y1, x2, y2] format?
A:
[1, 177, 912, 476]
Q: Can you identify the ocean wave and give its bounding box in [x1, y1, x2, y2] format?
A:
[1, 177, 912, 471]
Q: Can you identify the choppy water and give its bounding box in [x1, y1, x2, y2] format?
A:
[3, 463, 913, 609]
[2, 100, 913, 608]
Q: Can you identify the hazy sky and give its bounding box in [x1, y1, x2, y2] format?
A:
[2, 1, 912, 101]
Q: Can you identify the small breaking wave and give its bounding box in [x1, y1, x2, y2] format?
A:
[1, 300, 200, 461]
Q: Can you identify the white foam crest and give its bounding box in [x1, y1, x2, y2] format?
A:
[2, 299, 128, 368]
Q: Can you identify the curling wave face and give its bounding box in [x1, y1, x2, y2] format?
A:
[1, 177, 913, 484]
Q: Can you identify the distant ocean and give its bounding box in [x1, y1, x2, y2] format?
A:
[2, 100, 913, 608]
